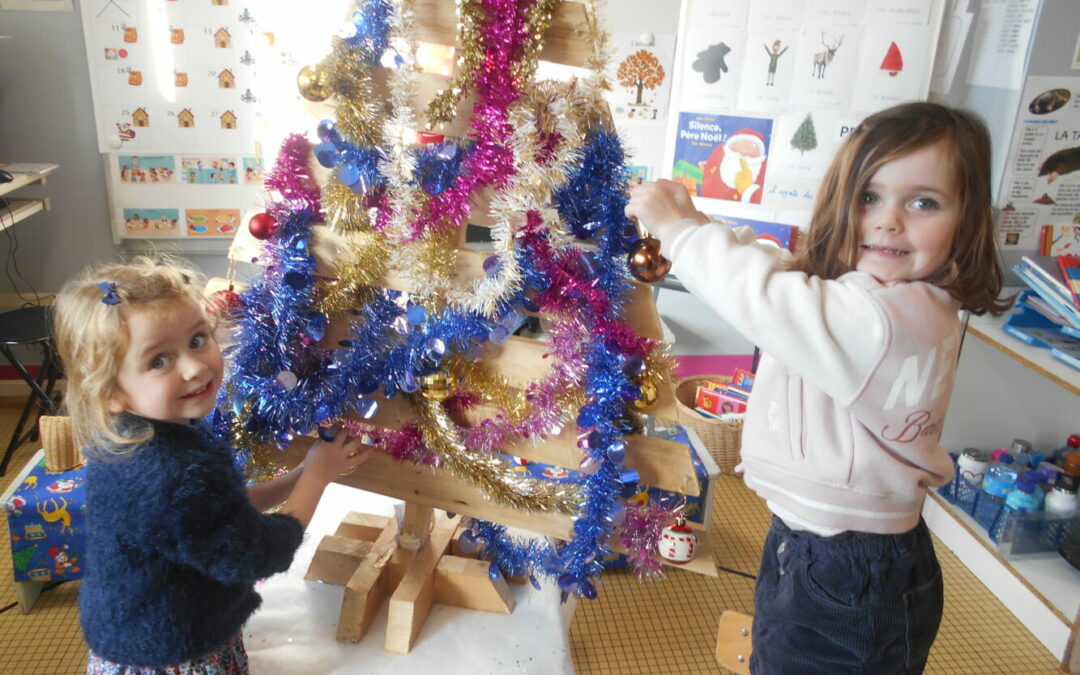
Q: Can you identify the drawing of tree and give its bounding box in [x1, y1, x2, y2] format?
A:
[617, 49, 665, 106]
[791, 114, 817, 155]
[13, 545, 37, 574]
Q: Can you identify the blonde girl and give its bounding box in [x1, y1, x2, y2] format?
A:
[54, 256, 370, 674]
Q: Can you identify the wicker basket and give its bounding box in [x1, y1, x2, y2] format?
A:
[662, 375, 743, 473]
[40, 416, 83, 472]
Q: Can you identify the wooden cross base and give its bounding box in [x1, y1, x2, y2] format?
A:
[714, 610, 753, 674]
[304, 505, 517, 654]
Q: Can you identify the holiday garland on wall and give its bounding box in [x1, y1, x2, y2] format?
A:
[212, 0, 682, 598]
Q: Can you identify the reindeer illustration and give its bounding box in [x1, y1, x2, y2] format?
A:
[812, 33, 844, 79]
[37, 497, 74, 536]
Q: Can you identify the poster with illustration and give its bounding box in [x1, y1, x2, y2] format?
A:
[117, 155, 175, 183]
[850, 23, 934, 113]
[998, 76, 1080, 251]
[186, 209, 241, 236]
[736, 30, 801, 112]
[766, 110, 851, 180]
[123, 208, 180, 236]
[787, 26, 863, 110]
[242, 157, 265, 184]
[180, 157, 239, 184]
[610, 33, 676, 124]
[677, 0, 749, 111]
[625, 165, 650, 186]
[672, 112, 773, 204]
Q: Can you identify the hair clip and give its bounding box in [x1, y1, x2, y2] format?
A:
[97, 281, 121, 306]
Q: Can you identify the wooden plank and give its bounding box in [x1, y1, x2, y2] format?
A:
[336, 519, 399, 642]
[385, 513, 460, 653]
[715, 611, 753, 674]
[337, 452, 575, 539]
[410, 0, 591, 68]
[434, 555, 515, 614]
[305, 534, 374, 586]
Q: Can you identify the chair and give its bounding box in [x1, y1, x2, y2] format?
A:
[0, 306, 61, 476]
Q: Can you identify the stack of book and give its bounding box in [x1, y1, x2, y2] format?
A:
[695, 367, 754, 420]
[1009, 256, 1080, 370]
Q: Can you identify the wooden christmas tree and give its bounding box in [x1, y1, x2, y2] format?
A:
[215, 0, 715, 653]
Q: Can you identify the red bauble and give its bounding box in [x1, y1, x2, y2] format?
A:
[248, 212, 277, 240]
[416, 130, 446, 145]
[207, 287, 242, 321]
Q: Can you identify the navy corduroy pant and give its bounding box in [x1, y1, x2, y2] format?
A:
[750, 516, 943, 674]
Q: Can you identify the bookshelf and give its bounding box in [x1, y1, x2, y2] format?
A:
[0, 164, 58, 232]
[928, 291, 1080, 671]
[964, 306, 1080, 397]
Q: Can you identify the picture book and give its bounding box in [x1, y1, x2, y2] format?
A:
[1039, 225, 1080, 256]
[1058, 255, 1080, 312]
[706, 214, 799, 251]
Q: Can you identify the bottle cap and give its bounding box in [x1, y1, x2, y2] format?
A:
[999, 453, 1014, 465]
[1069, 434, 1080, 449]
[960, 447, 988, 462]
[1016, 474, 1039, 494]
[1010, 439, 1032, 455]
[1064, 452, 1080, 477]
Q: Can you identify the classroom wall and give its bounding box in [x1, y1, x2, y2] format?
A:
[0, 0, 743, 359]
[0, 4, 228, 304]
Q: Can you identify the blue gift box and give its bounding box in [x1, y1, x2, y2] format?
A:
[507, 424, 718, 568]
[2, 452, 88, 583]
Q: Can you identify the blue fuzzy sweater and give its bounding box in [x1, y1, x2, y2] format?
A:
[79, 415, 304, 667]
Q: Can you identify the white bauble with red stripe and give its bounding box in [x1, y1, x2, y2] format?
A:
[658, 516, 697, 564]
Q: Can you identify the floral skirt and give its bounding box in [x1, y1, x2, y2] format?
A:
[86, 633, 248, 675]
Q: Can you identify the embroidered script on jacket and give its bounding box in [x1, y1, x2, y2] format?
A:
[879, 330, 959, 444]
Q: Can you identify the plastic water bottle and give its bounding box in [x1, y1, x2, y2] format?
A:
[1004, 473, 1043, 514]
[1046, 452, 1080, 516]
[1053, 435, 1080, 467]
[983, 453, 1018, 498]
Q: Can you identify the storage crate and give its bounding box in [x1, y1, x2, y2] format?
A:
[936, 454, 1080, 556]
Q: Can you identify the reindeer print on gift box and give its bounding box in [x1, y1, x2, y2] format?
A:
[812, 32, 844, 79]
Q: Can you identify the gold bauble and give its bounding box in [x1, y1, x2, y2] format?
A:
[632, 379, 659, 410]
[297, 64, 332, 102]
[420, 370, 455, 402]
[627, 236, 672, 283]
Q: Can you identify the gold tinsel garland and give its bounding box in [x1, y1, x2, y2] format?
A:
[411, 395, 582, 514]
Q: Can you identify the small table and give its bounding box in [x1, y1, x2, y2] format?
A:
[1, 449, 87, 612]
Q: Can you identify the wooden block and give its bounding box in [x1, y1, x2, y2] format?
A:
[715, 611, 753, 674]
[336, 519, 400, 643]
[305, 534, 374, 586]
[434, 554, 515, 614]
[334, 512, 391, 541]
[385, 514, 460, 653]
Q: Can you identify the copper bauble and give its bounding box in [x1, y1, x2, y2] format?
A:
[297, 64, 332, 102]
[632, 379, 659, 410]
[420, 370, 455, 401]
[248, 212, 277, 240]
[627, 236, 671, 283]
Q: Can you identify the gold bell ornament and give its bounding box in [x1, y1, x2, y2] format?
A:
[631, 379, 659, 411]
[420, 370, 456, 402]
[297, 64, 332, 102]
